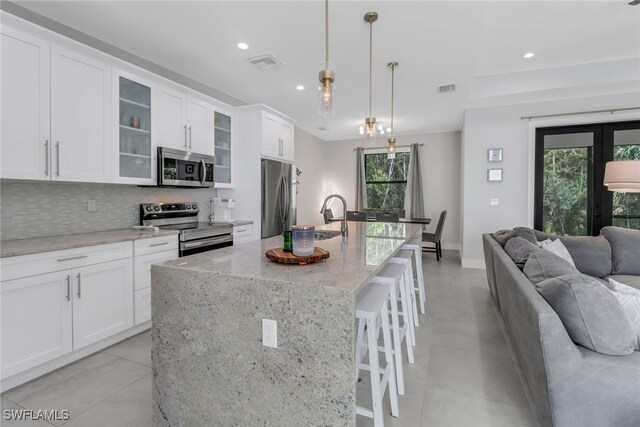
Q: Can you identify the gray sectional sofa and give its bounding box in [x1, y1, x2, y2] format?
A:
[483, 227, 640, 427]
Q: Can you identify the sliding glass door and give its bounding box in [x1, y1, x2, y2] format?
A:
[534, 120, 640, 235]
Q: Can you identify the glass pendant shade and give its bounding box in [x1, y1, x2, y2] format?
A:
[387, 137, 396, 159]
[318, 62, 335, 116]
[604, 160, 640, 192]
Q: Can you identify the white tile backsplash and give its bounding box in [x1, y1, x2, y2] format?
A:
[1, 180, 218, 240]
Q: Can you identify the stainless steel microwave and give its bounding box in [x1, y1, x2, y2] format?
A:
[157, 147, 215, 188]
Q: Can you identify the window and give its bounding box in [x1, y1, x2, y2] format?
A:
[365, 152, 410, 209]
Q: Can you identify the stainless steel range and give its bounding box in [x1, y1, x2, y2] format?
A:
[140, 202, 233, 257]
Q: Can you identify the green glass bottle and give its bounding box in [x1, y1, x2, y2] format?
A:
[283, 230, 292, 252]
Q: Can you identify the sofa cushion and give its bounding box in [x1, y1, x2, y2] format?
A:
[512, 227, 537, 245]
[536, 274, 636, 355]
[558, 236, 612, 278]
[608, 278, 640, 351]
[523, 250, 579, 284]
[609, 275, 640, 291]
[533, 229, 557, 242]
[540, 238, 576, 268]
[504, 237, 541, 269]
[600, 226, 640, 275]
[492, 229, 514, 247]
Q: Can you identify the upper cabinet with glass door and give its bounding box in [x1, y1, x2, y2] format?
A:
[113, 71, 154, 184]
[214, 110, 232, 187]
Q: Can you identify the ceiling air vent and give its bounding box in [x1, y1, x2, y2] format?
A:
[248, 54, 283, 71]
[438, 83, 456, 94]
[318, 126, 330, 131]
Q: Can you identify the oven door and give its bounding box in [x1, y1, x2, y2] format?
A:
[179, 234, 233, 257]
[158, 147, 215, 188]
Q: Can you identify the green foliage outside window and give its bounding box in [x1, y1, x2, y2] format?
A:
[613, 144, 640, 230]
[365, 152, 410, 209]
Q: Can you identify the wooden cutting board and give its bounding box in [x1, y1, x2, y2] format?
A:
[265, 247, 330, 265]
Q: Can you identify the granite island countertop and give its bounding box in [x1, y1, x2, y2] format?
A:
[1, 228, 179, 258]
[157, 221, 422, 295]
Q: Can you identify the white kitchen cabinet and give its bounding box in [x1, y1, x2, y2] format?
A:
[214, 107, 233, 187]
[72, 258, 133, 349]
[133, 235, 178, 326]
[51, 45, 111, 183]
[233, 224, 254, 244]
[0, 26, 50, 180]
[113, 69, 155, 185]
[156, 85, 213, 156]
[260, 111, 294, 163]
[0, 241, 134, 381]
[1, 271, 73, 379]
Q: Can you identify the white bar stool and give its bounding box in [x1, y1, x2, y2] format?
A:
[403, 243, 426, 315]
[389, 251, 420, 330]
[355, 283, 399, 426]
[369, 262, 415, 396]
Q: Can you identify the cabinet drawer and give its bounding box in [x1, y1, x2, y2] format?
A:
[134, 287, 151, 325]
[134, 249, 178, 291]
[1, 242, 132, 282]
[133, 235, 178, 256]
[233, 224, 252, 243]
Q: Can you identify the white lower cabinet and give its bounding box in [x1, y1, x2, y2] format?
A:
[72, 259, 133, 349]
[134, 287, 152, 325]
[1, 271, 73, 378]
[0, 241, 134, 382]
[233, 224, 254, 244]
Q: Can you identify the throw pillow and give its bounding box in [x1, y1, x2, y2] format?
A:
[600, 226, 640, 275]
[504, 237, 541, 270]
[540, 238, 576, 268]
[523, 250, 578, 285]
[512, 227, 537, 245]
[537, 274, 636, 355]
[492, 229, 514, 247]
[608, 278, 640, 351]
[559, 236, 612, 278]
[533, 229, 557, 242]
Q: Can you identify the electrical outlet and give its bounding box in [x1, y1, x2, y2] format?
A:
[87, 200, 96, 212]
[262, 319, 277, 348]
[490, 198, 499, 206]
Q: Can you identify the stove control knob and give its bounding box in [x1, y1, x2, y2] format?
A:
[145, 206, 152, 212]
[154, 206, 160, 211]
[185, 204, 192, 210]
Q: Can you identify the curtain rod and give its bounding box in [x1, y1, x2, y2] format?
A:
[353, 143, 423, 151]
[520, 106, 640, 121]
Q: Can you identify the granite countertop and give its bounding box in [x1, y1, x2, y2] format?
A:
[1, 228, 179, 258]
[157, 221, 422, 294]
[209, 219, 253, 226]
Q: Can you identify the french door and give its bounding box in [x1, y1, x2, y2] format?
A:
[534, 120, 640, 236]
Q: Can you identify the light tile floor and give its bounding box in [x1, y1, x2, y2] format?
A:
[2, 250, 536, 426]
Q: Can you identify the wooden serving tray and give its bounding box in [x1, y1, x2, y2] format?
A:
[265, 247, 330, 265]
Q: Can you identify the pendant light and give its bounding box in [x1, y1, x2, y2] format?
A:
[387, 62, 398, 159]
[318, 0, 335, 116]
[359, 12, 379, 138]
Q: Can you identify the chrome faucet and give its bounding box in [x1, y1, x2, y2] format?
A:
[320, 194, 348, 236]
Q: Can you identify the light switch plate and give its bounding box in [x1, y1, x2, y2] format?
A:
[262, 319, 277, 348]
[490, 198, 499, 206]
[488, 148, 503, 162]
[87, 200, 96, 212]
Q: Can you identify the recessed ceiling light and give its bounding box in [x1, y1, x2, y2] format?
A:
[237, 42, 249, 50]
[524, 52, 534, 59]
[296, 85, 305, 91]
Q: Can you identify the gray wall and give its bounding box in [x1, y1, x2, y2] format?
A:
[293, 128, 328, 226]
[0, 181, 217, 240]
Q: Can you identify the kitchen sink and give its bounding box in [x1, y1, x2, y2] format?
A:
[314, 230, 342, 240]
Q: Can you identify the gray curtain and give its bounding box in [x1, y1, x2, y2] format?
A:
[355, 147, 368, 210]
[404, 143, 425, 218]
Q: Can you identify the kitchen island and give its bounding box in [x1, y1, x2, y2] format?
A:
[151, 221, 423, 426]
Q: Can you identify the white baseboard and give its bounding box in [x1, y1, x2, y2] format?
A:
[1, 322, 151, 393]
[461, 258, 486, 269]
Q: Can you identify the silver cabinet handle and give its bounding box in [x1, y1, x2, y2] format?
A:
[150, 242, 169, 247]
[188, 125, 192, 148]
[55, 141, 60, 176]
[200, 159, 206, 186]
[57, 255, 88, 262]
[66, 275, 71, 302]
[76, 273, 81, 298]
[45, 140, 49, 176]
[184, 125, 188, 147]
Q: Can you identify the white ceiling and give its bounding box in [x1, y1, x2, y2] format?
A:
[11, 0, 640, 141]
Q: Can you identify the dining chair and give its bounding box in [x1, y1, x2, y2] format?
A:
[375, 211, 400, 223]
[346, 210, 368, 221]
[422, 210, 447, 261]
[322, 208, 334, 224]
